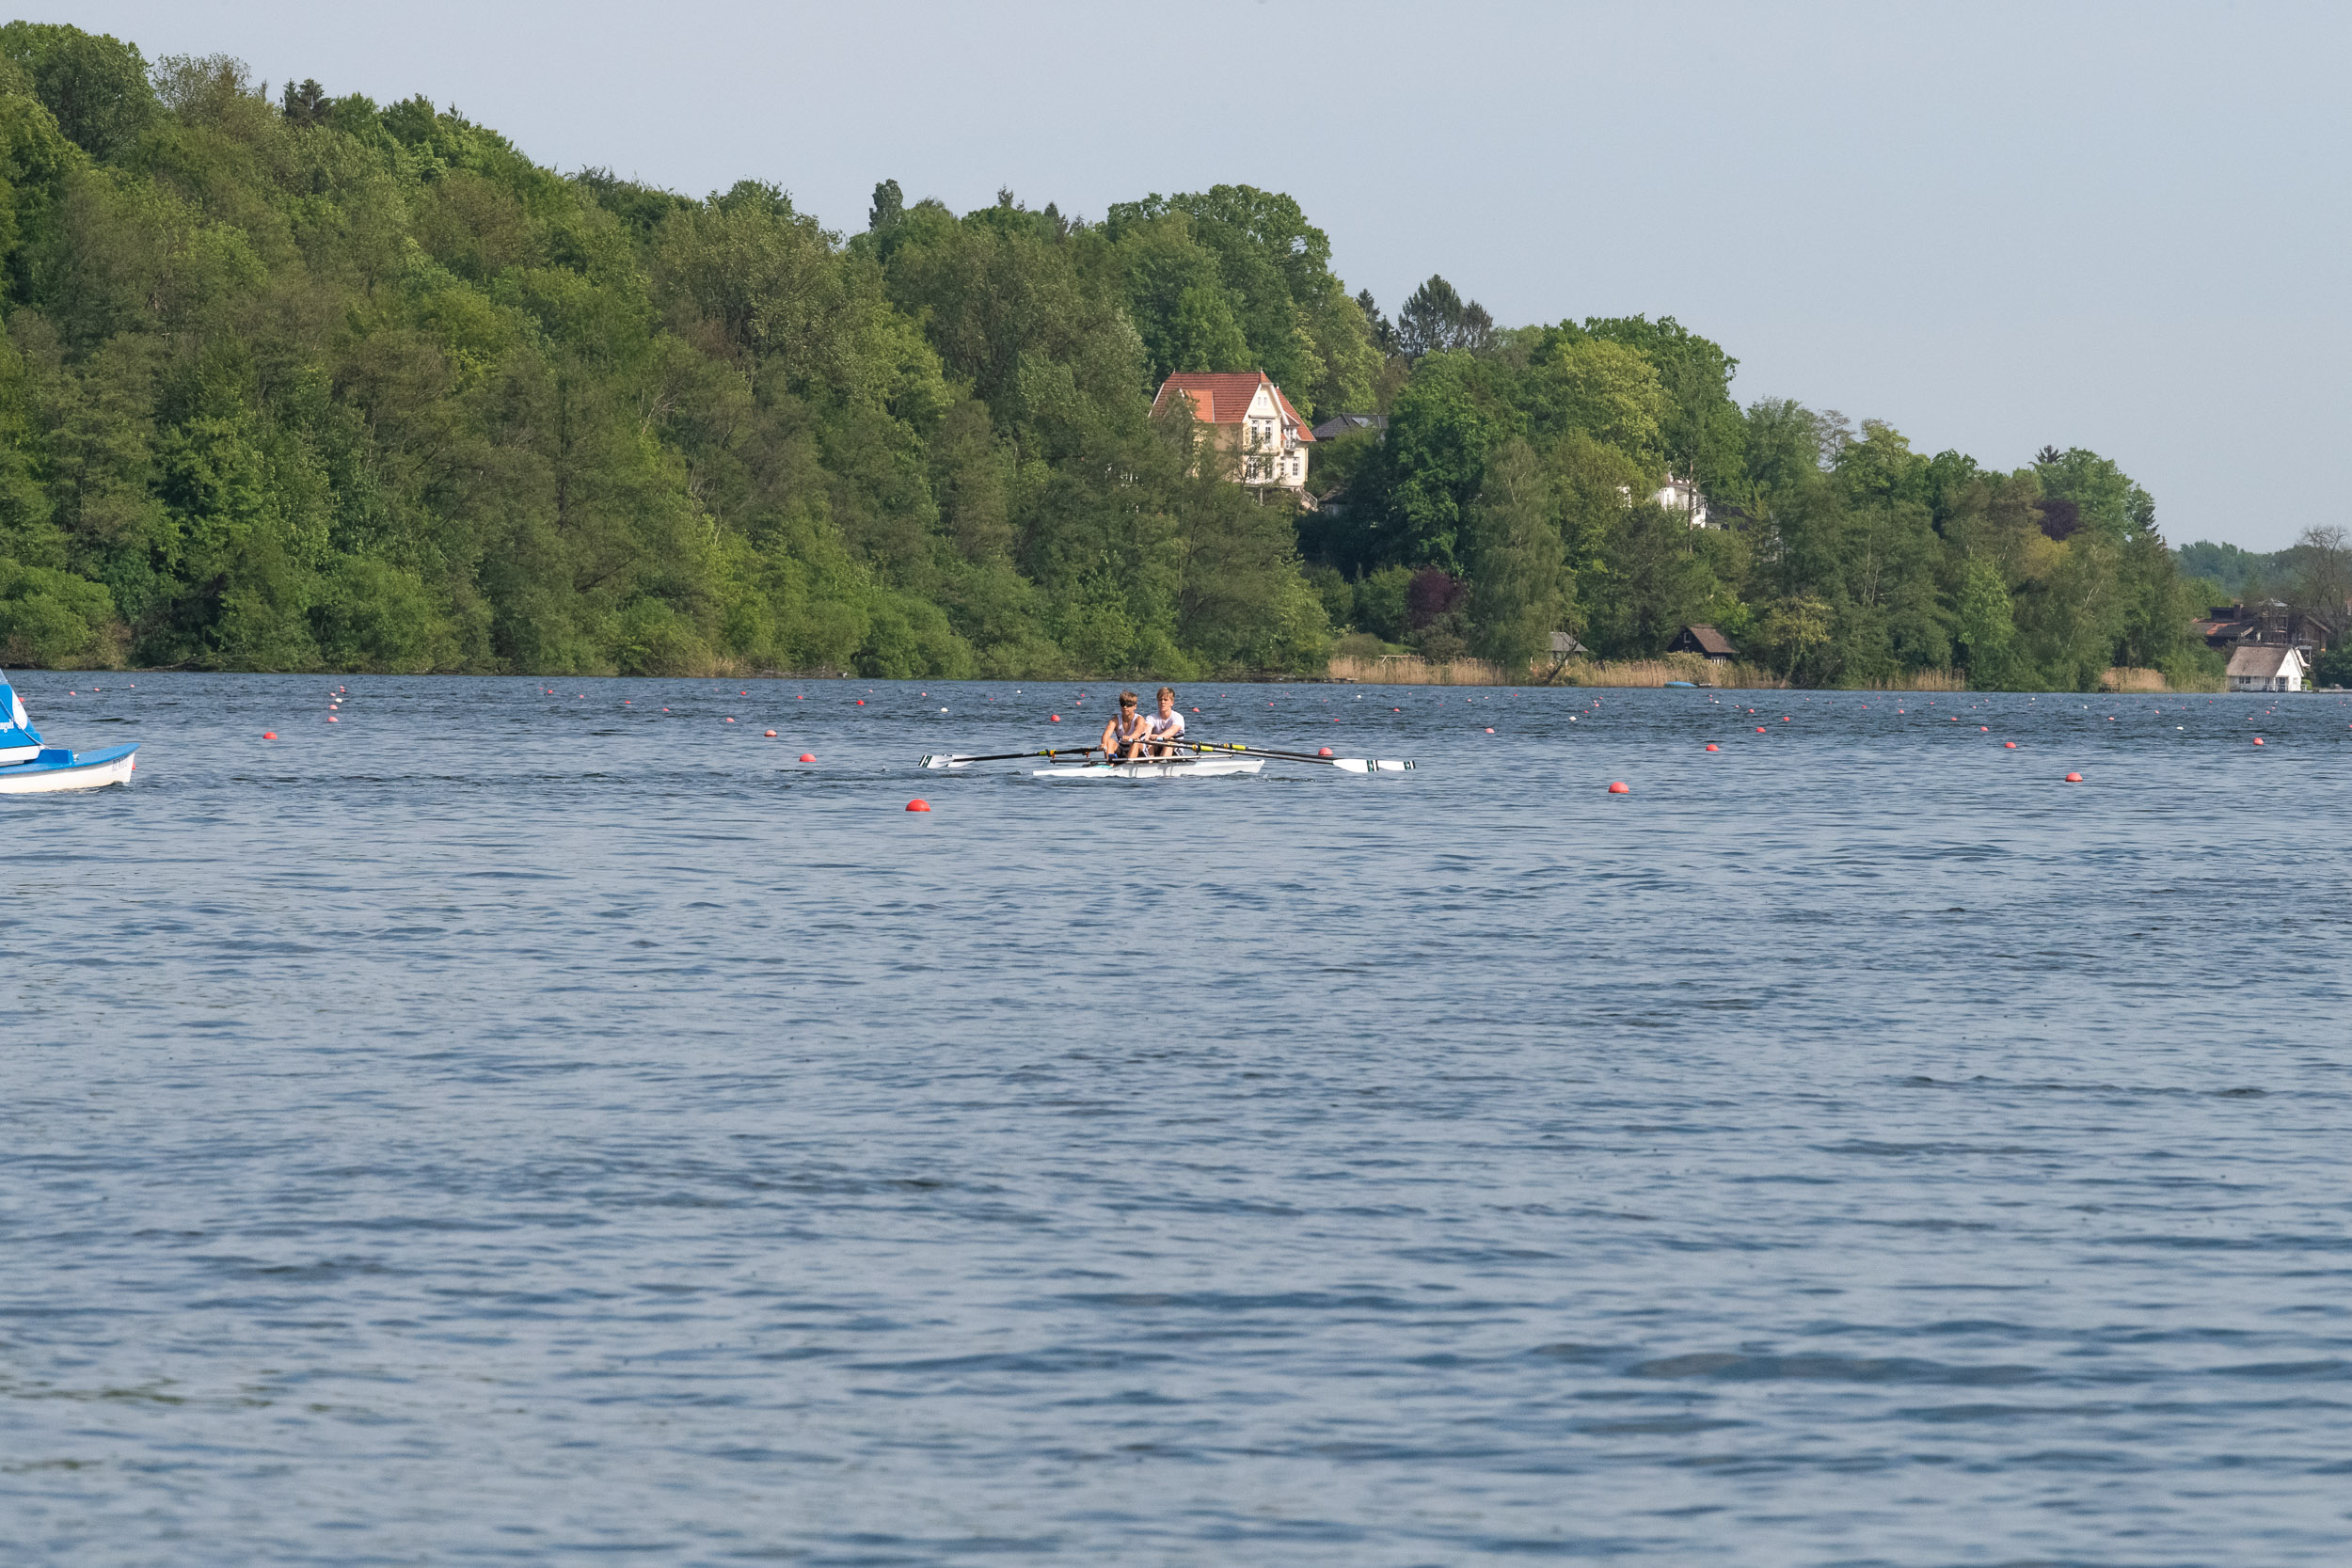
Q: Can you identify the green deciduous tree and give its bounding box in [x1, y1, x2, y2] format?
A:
[0, 22, 155, 163]
[1954, 553, 2018, 684]
[1464, 437, 1567, 669]
[1382, 351, 1508, 569]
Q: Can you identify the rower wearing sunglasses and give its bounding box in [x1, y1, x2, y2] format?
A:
[1099, 690, 1151, 761]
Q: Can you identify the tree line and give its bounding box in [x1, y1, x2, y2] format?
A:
[1308, 286, 2220, 688]
[0, 23, 2238, 688]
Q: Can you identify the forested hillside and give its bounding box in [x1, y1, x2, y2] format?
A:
[0, 23, 2223, 687]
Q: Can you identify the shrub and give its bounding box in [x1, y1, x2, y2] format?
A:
[0, 561, 119, 666]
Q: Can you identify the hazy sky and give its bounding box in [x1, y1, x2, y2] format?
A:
[52, 0, 2352, 550]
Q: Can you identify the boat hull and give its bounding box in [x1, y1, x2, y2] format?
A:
[0, 743, 137, 795]
[1033, 756, 1265, 780]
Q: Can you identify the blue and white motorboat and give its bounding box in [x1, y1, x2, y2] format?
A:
[0, 670, 136, 794]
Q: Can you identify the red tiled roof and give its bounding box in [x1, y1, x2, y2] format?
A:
[1151, 372, 1314, 440]
[1277, 390, 1312, 440]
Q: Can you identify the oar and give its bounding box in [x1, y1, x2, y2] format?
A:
[920, 746, 1102, 768]
[1172, 739, 1415, 773]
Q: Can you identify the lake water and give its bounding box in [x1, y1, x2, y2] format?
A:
[6, 673, 2350, 1566]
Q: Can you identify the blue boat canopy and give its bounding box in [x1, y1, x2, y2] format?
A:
[0, 671, 43, 764]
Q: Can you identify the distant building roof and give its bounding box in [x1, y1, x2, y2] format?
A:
[1670, 624, 1739, 658]
[2227, 644, 2303, 679]
[1311, 412, 1387, 441]
[1151, 372, 1313, 438]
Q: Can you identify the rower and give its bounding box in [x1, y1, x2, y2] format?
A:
[1143, 686, 1185, 756]
[1100, 690, 1150, 761]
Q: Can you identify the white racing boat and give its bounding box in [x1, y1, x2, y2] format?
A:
[922, 740, 1409, 777]
[0, 670, 137, 795]
[1033, 754, 1265, 780]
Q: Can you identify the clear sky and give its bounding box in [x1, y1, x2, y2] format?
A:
[47, 0, 2352, 550]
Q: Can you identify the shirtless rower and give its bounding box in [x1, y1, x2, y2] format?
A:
[1099, 690, 1151, 762]
[1142, 686, 1186, 756]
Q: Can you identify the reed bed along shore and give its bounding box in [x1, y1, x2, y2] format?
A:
[2104, 665, 2222, 692]
[1327, 654, 2223, 694]
[1327, 652, 1788, 688]
[1864, 669, 1968, 691]
[1326, 653, 1515, 686]
[1549, 657, 1790, 689]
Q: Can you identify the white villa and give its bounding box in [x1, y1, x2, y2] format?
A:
[2227, 644, 2307, 692]
[1151, 372, 1314, 496]
[1657, 473, 1710, 528]
[1617, 472, 1714, 527]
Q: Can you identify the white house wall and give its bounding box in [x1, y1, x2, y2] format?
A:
[1238, 385, 1308, 492]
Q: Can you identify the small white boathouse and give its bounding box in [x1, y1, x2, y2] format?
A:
[2226, 644, 2307, 693]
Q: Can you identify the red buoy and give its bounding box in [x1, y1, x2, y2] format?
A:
[798, 752, 815, 762]
[1318, 746, 1333, 757]
[2065, 772, 2083, 783]
[906, 800, 930, 812]
[1607, 781, 1630, 794]
[1485, 727, 1495, 733]
[2004, 740, 2016, 748]
[1705, 743, 1719, 752]
[724, 717, 735, 723]
[1756, 726, 1765, 732]
[326, 716, 338, 723]
[262, 731, 277, 740]
[765, 730, 777, 737]
[2254, 737, 2265, 745]
[855, 699, 865, 705]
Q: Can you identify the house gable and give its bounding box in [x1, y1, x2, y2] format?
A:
[1150, 371, 1314, 493]
[2226, 642, 2307, 690]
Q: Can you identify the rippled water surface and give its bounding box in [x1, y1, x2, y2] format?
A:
[6, 673, 2351, 1566]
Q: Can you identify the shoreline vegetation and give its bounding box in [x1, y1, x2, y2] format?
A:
[0, 24, 2310, 692]
[7, 656, 2229, 696]
[1324, 654, 2217, 691]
